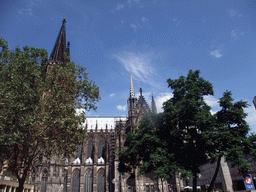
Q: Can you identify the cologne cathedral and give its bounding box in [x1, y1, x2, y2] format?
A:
[30, 20, 182, 192]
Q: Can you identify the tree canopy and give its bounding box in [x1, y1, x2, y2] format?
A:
[205, 91, 250, 192]
[118, 70, 252, 192]
[0, 38, 100, 192]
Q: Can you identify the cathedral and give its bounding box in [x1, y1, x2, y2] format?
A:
[27, 20, 182, 192]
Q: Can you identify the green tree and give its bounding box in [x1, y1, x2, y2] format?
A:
[118, 114, 185, 183]
[206, 91, 250, 192]
[163, 70, 214, 192]
[0, 38, 100, 192]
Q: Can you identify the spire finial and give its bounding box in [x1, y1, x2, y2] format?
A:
[62, 19, 66, 24]
[140, 88, 142, 96]
[151, 93, 157, 114]
[129, 73, 135, 98]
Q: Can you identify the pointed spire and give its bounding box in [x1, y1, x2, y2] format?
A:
[151, 94, 157, 114]
[130, 73, 135, 99]
[49, 19, 68, 64]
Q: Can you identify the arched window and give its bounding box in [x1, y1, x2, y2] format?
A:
[87, 138, 94, 160]
[84, 169, 93, 192]
[72, 169, 80, 192]
[98, 137, 105, 159]
[97, 169, 105, 192]
[41, 169, 48, 192]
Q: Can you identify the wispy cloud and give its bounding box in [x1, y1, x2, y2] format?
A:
[116, 3, 125, 10]
[18, 8, 33, 16]
[110, 93, 115, 97]
[210, 44, 224, 58]
[210, 49, 222, 58]
[230, 29, 246, 43]
[228, 9, 237, 18]
[113, 51, 156, 86]
[141, 17, 148, 22]
[18, 0, 40, 18]
[117, 105, 127, 111]
[130, 23, 142, 32]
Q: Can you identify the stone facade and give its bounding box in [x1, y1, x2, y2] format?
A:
[28, 20, 182, 192]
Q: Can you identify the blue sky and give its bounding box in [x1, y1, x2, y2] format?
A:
[1, 0, 256, 131]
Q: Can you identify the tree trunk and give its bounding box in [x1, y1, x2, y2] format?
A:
[193, 171, 197, 192]
[207, 155, 222, 192]
[17, 178, 25, 192]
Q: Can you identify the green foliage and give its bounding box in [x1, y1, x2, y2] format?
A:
[0, 38, 99, 187]
[205, 91, 250, 192]
[118, 114, 186, 181]
[163, 70, 214, 171]
[119, 70, 251, 192]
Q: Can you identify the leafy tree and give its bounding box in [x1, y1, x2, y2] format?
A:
[162, 70, 215, 192]
[119, 70, 214, 192]
[118, 114, 186, 183]
[205, 91, 250, 192]
[0, 38, 100, 192]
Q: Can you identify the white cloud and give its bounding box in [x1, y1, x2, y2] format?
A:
[116, 4, 125, 10]
[110, 93, 115, 97]
[117, 105, 127, 111]
[204, 95, 221, 115]
[155, 93, 173, 113]
[113, 51, 156, 86]
[244, 105, 256, 133]
[204, 95, 219, 107]
[210, 49, 222, 58]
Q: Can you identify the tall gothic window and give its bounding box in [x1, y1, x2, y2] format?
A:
[97, 169, 105, 192]
[63, 169, 68, 192]
[84, 169, 93, 192]
[72, 169, 80, 192]
[98, 137, 105, 159]
[41, 169, 48, 192]
[53, 165, 59, 177]
[87, 138, 94, 160]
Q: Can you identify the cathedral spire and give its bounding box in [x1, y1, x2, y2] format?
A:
[151, 94, 157, 114]
[129, 73, 136, 99]
[49, 19, 68, 64]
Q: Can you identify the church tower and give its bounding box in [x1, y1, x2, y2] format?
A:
[127, 73, 137, 132]
[47, 19, 70, 72]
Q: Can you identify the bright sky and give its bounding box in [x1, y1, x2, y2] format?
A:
[1, 0, 256, 132]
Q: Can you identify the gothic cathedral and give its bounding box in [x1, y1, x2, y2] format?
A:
[31, 20, 182, 192]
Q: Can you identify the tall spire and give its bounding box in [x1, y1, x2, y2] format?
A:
[130, 73, 135, 98]
[151, 94, 157, 114]
[49, 19, 68, 64]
